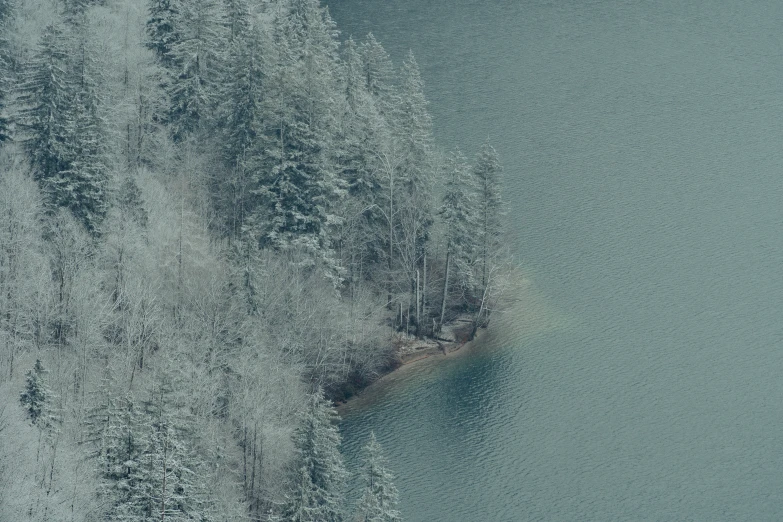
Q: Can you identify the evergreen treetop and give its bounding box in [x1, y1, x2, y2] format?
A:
[356, 432, 401, 522]
[20, 359, 49, 425]
[281, 390, 347, 521]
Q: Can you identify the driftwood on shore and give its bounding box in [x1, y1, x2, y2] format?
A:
[393, 313, 477, 363]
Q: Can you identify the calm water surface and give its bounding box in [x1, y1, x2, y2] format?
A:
[331, 0, 783, 519]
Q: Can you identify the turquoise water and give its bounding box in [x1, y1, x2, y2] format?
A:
[332, 0, 783, 519]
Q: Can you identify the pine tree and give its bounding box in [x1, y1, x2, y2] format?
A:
[355, 433, 401, 522]
[224, 0, 250, 42]
[146, 0, 180, 70]
[248, 0, 344, 271]
[166, 0, 227, 141]
[99, 392, 213, 521]
[472, 142, 503, 289]
[117, 175, 149, 229]
[215, 21, 266, 238]
[332, 37, 388, 278]
[360, 33, 396, 117]
[280, 391, 347, 522]
[0, 0, 14, 144]
[20, 359, 49, 424]
[17, 23, 73, 194]
[438, 149, 476, 327]
[18, 22, 108, 233]
[61, 22, 109, 234]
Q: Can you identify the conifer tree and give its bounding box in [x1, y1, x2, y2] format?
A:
[281, 391, 347, 522]
[167, 0, 227, 141]
[215, 21, 266, 238]
[356, 432, 401, 522]
[99, 392, 213, 521]
[393, 51, 433, 199]
[99, 393, 145, 519]
[18, 23, 73, 194]
[438, 149, 476, 327]
[386, 51, 435, 319]
[220, 23, 265, 168]
[472, 142, 504, 289]
[62, 0, 90, 25]
[146, 0, 180, 70]
[0, 0, 13, 31]
[339, 37, 385, 200]
[62, 22, 109, 234]
[18, 22, 108, 233]
[224, 0, 250, 42]
[248, 0, 344, 271]
[118, 175, 149, 229]
[20, 359, 49, 425]
[332, 37, 388, 278]
[0, 0, 14, 144]
[360, 33, 396, 117]
[83, 368, 114, 458]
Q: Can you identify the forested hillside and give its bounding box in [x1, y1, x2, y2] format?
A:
[0, 0, 508, 519]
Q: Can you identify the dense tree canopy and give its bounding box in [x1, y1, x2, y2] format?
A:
[0, 0, 508, 519]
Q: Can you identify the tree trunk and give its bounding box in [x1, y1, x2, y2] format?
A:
[439, 247, 451, 331]
[415, 269, 420, 336]
[388, 170, 394, 308]
[161, 432, 168, 521]
[422, 254, 427, 330]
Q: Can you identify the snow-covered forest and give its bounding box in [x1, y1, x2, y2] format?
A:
[0, 0, 507, 519]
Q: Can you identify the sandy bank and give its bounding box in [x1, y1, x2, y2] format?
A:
[335, 317, 489, 414]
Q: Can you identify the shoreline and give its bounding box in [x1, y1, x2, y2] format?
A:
[335, 268, 541, 414]
[335, 317, 490, 414]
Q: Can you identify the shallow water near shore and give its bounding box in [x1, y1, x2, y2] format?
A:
[332, 0, 783, 519]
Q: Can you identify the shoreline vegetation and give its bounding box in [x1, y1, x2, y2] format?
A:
[0, 0, 511, 519]
[336, 314, 491, 412]
[335, 313, 491, 409]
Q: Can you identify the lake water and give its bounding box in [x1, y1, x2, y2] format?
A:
[330, 0, 783, 519]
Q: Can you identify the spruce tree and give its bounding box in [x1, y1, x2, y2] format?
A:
[83, 368, 114, 459]
[248, 0, 344, 271]
[166, 0, 227, 141]
[472, 142, 504, 289]
[219, 21, 264, 169]
[99, 392, 213, 521]
[18, 22, 108, 233]
[117, 175, 149, 229]
[333, 37, 389, 279]
[393, 51, 433, 199]
[100, 394, 146, 520]
[339, 37, 385, 199]
[281, 391, 347, 522]
[0, 0, 13, 28]
[386, 51, 435, 317]
[216, 21, 266, 238]
[360, 33, 396, 117]
[17, 23, 73, 194]
[0, 0, 14, 144]
[20, 359, 49, 425]
[356, 433, 401, 522]
[62, 23, 109, 234]
[438, 149, 476, 327]
[224, 0, 250, 42]
[146, 0, 180, 70]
